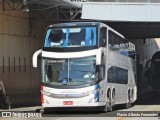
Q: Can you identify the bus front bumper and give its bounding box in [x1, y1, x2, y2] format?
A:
[42, 95, 106, 108]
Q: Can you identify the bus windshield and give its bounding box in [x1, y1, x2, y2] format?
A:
[42, 56, 98, 86]
[44, 27, 97, 48]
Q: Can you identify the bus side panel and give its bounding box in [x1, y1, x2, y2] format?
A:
[106, 49, 136, 105]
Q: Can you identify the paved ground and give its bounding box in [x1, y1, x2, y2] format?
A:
[0, 90, 160, 120]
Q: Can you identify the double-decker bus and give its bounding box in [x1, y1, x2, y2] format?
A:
[33, 22, 137, 112]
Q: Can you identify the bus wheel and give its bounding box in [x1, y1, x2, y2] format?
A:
[102, 90, 111, 113]
[131, 89, 135, 107]
[125, 90, 131, 109]
[107, 90, 113, 112]
[111, 90, 115, 109]
[39, 108, 45, 114]
[103, 102, 108, 113]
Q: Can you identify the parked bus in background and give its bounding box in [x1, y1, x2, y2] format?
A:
[33, 22, 137, 112]
[145, 51, 160, 90]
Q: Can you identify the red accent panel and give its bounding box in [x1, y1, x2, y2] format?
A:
[63, 101, 73, 105]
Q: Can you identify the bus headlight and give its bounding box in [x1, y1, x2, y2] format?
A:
[41, 90, 52, 96]
[89, 97, 98, 103]
[44, 99, 49, 104]
[83, 88, 100, 95]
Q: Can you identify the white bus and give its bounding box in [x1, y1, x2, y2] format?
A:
[33, 22, 137, 112]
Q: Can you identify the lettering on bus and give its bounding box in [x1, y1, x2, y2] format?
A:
[47, 60, 65, 63]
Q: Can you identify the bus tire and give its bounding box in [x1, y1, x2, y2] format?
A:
[125, 90, 131, 109]
[111, 90, 115, 108]
[131, 89, 133, 101]
[102, 89, 111, 113]
[102, 103, 108, 113]
[102, 90, 110, 113]
[107, 90, 113, 112]
[131, 89, 135, 107]
[39, 108, 45, 114]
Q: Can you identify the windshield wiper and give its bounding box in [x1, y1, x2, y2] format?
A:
[87, 81, 96, 85]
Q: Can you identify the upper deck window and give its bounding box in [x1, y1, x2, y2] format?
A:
[44, 27, 97, 48]
[108, 30, 136, 59]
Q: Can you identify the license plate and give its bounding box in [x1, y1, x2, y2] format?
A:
[63, 101, 73, 105]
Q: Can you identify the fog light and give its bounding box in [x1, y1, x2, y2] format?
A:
[89, 97, 98, 103]
[44, 99, 49, 104]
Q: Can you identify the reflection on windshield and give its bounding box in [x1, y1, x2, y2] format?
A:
[44, 27, 97, 48]
[42, 57, 97, 86]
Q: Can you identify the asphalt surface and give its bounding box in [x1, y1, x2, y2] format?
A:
[0, 89, 160, 120]
[40, 89, 160, 117]
[136, 90, 160, 105]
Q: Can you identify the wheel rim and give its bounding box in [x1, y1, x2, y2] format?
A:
[112, 91, 115, 106]
[127, 91, 131, 108]
[104, 103, 107, 112]
[107, 91, 112, 112]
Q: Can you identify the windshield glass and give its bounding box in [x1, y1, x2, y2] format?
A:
[42, 56, 97, 86]
[44, 27, 97, 48]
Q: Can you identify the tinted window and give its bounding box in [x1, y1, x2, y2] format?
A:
[108, 30, 136, 59]
[107, 66, 128, 84]
[44, 27, 97, 48]
[99, 27, 107, 47]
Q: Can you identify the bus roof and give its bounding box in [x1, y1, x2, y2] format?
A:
[47, 22, 126, 40]
[48, 22, 105, 28]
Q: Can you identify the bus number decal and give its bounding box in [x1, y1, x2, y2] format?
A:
[63, 101, 73, 105]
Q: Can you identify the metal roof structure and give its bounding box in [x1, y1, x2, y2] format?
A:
[105, 22, 160, 39]
[81, 2, 160, 39]
[2, 0, 83, 21]
[26, 0, 82, 9]
[3, 0, 160, 39]
[81, 2, 160, 22]
[2, 0, 82, 11]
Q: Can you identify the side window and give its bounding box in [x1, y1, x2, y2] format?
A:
[108, 31, 113, 50]
[119, 40, 129, 57]
[108, 31, 120, 51]
[98, 54, 105, 80]
[107, 66, 128, 84]
[44, 29, 51, 47]
[107, 67, 114, 83]
[98, 65, 105, 80]
[99, 27, 107, 47]
[109, 30, 136, 59]
[128, 42, 136, 59]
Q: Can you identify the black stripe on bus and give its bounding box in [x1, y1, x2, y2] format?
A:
[107, 66, 128, 84]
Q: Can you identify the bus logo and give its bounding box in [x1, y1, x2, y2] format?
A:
[2, 112, 11, 117]
[62, 79, 68, 85]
